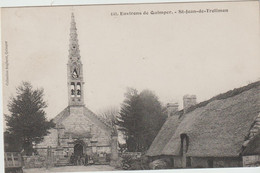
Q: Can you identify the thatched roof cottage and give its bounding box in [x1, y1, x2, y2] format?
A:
[147, 81, 260, 168]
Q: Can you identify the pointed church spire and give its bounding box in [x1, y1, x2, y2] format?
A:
[67, 13, 84, 106]
[69, 12, 81, 60]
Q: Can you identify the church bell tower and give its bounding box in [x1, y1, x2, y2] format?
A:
[67, 13, 84, 106]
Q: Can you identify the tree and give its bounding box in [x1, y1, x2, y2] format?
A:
[97, 106, 119, 135]
[138, 90, 167, 150]
[5, 82, 55, 155]
[116, 88, 167, 152]
[4, 131, 22, 152]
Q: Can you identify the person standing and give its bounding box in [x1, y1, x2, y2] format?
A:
[77, 155, 81, 165]
[70, 153, 74, 165]
[84, 154, 88, 166]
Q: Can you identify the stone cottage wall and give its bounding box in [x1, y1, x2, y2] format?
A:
[190, 157, 208, 168]
[173, 156, 182, 168]
[190, 157, 242, 168]
[243, 155, 260, 167]
[214, 157, 242, 167]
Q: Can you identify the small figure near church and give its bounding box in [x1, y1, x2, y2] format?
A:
[76, 155, 81, 165]
[70, 153, 75, 165]
[81, 155, 85, 165]
[84, 154, 88, 166]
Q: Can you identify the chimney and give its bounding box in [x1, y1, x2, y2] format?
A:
[166, 103, 179, 117]
[183, 95, 197, 114]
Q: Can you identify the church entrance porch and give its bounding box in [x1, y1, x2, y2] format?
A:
[71, 141, 87, 166]
[74, 144, 83, 158]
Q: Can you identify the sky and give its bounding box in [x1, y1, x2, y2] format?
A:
[1, 1, 260, 121]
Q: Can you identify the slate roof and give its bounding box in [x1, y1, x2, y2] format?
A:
[147, 81, 260, 158]
[52, 106, 113, 133]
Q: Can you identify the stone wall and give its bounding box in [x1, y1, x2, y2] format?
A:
[190, 157, 242, 168]
[190, 157, 208, 168]
[148, 156, 242, 168]
[61, 107, 111, 147]
[23, 155, 46, 168]
[36, 129, 58, 148]
[173, 156, 182, 168]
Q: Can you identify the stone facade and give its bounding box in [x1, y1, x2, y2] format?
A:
[34, 13, 118, 166]
[35, 107, 115, 165]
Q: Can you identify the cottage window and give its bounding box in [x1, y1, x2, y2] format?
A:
[186, 157, 191, 167]
[180, 134, 189, 168]
[208, 159, 213, 168]
[170, 158, 174, 167]
[181, 134, 189, 155]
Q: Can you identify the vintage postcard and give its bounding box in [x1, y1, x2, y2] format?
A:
[1, 0, 260, 173]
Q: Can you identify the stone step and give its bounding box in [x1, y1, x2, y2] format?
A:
[55, 160, 69, 167]
[58, 158, 69, 161]
[57, 160, 69, 163]
[57, 160, 67, 162]
[55, 158, 69, 166]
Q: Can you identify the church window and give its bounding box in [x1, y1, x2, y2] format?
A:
[72, 68, 78, 78]
[71, 82, 75, 97]
[77, 83, 81, 97]
[92, 146, 97, 153]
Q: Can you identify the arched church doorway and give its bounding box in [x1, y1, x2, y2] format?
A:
[74, 144, 83, 157]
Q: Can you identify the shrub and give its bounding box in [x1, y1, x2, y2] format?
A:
[120, 152, 150, 170]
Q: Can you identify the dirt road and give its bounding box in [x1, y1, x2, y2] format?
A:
[23, 165, 119, 173]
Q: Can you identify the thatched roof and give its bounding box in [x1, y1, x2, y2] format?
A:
[241, 113, 260, 155]
[242, 133, 260, 156]
[148, 81, 260, 158]
[146, 114, 181, 156]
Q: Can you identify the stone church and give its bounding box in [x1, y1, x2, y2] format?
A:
[35, 13, 118, 166]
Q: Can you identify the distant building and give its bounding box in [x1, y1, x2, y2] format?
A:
[147, 81, 260, 168]
[35, 13, 118, 166]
